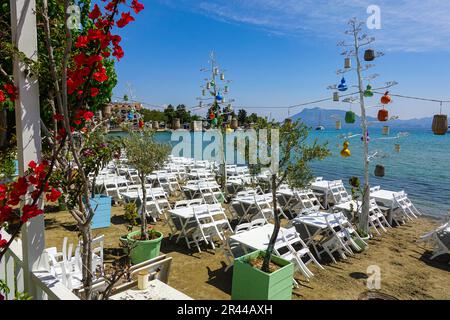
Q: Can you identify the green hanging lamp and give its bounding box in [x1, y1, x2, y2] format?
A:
[364, 84, 374, 97]
[345, 111, 356, 124]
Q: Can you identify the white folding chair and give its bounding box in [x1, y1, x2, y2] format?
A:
[393, 192, 419, 222]
[368, 199, 392, 235]
[419, 222, 450, 260]
[328, 180, 352, 205]
[277, 227, 325, 281]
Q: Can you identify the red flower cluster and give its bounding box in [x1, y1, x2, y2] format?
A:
[0, 83, 18, 103]
[0, 234, 7, 248]
[0, 161, 62, 228]
[67, 0, 144, 101]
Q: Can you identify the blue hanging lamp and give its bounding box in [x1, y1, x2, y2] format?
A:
[338, 77, 348, 92]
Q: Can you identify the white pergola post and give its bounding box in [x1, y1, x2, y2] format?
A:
[10, 0, 45, 297]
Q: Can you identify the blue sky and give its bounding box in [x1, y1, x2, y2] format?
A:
[112, 0, 450, 121]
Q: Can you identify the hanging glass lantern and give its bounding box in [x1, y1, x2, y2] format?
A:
[374, 165, 385, 177]
[224, 85, 229, 93]
[206, 82, 211, 90]
[220, 73, 225, 81]
[214, 67, 219, 75]
[345, 111, 356, 124]
[335, 120, 342, 130]
[338, 77, 348, 92]
[199, 101, 203, 108]
[432, 114, 448, 135]
[382, 126, 390, 135]
[333, 92, 340, 102]
[216, 91, 223, 101]
[394, 144, 401, 152]
[210, 80, 216, 87]
[344, 58, 351, 69]
[364, 84, 374, 97]
[378, 109, 389, 122]
[381, 91, 392, 104]
[202, 89, 206, 96]
[340, 141, 351, 158]
[364, 49, 375, 61]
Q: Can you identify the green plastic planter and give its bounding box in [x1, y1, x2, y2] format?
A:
[127, 230, 163, 265]
[231, 250, 294, 300]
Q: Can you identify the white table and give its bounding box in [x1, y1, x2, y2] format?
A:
[230, 224, 289, 251]
[370, 189, 401, 224]
[109, 279, 193, 300]
[233, 194, 273, 223]
[310, 180, 332, 208]
[334, 200, 362, 213]
[95, 176, 128, 187]
[120, 188, 167, 203]
[169, 204, 225, 249]
[293, 211, 345, 258]
[182, 182, 221, 199]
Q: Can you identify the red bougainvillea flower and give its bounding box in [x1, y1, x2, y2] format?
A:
[0, 205, 12, 224]
[90, 88, 100, 97]
[75, 35, 89, 48]
[0, 184, 7, 201]
[73, 119, 82, 125]
[21, 204, 44, 223]
[46, 188, 62, 203]
[93, 70, 108, 82]
[83, 111, 95, 121]
[116, 12, 135, 28]
[0, 234, 7, 248]
[53, 113, 64, 121]
[0, 293, 4, 301]
[3, 84, 17, 101]
[131, 0, 144, 14]
[0, 90, 5, 102]
[88, 4, 102, 20]
[113, 45, 124, 60]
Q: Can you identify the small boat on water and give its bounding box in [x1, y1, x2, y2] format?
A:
[315, 126, 325, 131]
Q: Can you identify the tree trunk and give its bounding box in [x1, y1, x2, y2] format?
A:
[261, 174, 280, 273]
[354, 29, 370, 234]
[80, 223, 93, 300]
[140, 173, 148, 239]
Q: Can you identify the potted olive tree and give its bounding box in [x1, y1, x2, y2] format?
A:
[231, 119, 330, 300]
[122, 129, 170, 264]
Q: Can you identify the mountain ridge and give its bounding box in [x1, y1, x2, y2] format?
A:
[290, 107, 433, 129]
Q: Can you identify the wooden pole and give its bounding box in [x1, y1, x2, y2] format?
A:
[10, 0, 44, 297]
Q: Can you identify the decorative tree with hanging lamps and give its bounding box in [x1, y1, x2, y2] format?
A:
[334, 18, 398, 234]
[196, 51, 235, 129]
[194, 52, 236, 188]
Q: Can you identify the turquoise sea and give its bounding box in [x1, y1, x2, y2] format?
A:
[111, 127, 450, 218]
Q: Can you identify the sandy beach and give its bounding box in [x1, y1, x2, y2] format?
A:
[43, 204, 450, 300]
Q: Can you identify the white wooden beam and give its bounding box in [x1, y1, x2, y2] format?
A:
[10, 0, 45, 298]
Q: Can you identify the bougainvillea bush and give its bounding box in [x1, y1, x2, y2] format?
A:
[0, 0, 144, 299]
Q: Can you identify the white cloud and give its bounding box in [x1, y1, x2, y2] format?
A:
[159, 0, 450, 52]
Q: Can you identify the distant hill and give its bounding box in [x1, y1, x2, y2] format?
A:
[291, 107, 432, 129]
